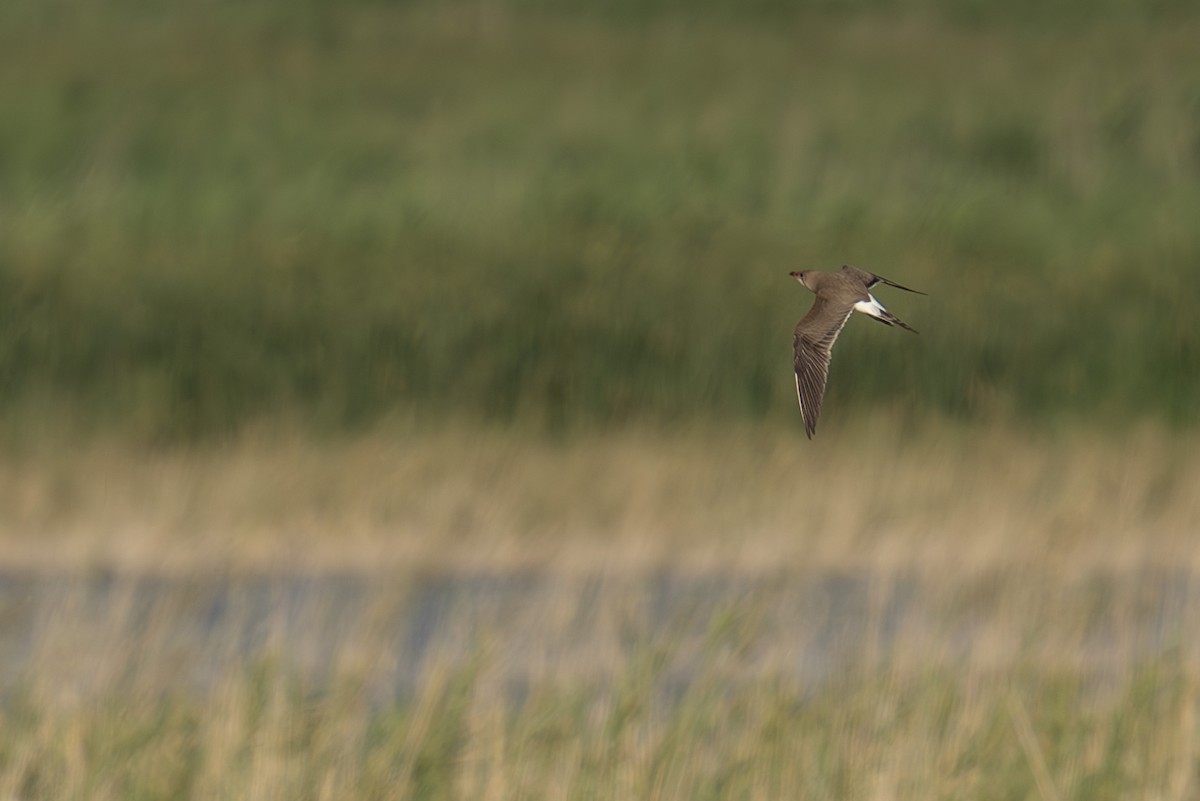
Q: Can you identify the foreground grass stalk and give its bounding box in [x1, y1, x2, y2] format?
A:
[1009, 692, 1063, 801]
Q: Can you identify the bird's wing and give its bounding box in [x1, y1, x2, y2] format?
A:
[842, 264, 927, 295]
[869, 274, 927, 295]
[793, 296, 856, 439]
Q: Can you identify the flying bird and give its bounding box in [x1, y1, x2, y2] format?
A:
[789, 265, 925, 439]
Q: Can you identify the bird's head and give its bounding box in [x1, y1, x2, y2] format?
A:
[789, 270, 813, 292]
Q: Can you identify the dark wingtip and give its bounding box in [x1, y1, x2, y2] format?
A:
[802, 414, 816, 439]
[885, 280, 928, 296]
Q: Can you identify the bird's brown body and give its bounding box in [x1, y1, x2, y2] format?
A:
[789, 265, 924, 439]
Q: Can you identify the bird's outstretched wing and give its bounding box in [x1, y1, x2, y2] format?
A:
[793, 296, 855, 439]
[841, 265, 927, 296]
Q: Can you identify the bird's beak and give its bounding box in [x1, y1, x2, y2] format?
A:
[788, 271, 799, 279]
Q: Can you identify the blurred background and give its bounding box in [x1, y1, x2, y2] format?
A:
[2, 0, 1196, 440]
[1, 0, 1200, 797]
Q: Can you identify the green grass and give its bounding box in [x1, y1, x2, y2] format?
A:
[3, 5, 1197, 791]
[0, 0, 1197, 438]
[3, 587, 1198, 800]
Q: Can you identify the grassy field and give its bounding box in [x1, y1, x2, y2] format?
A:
[3, 0, 1200, 797]
[1, 0, 1198, 437]
[4, 618, 1199, 800]
[6, 625, 1199, 800]
[1, 423, 1199, 798]
[2, 419, 1198, 575]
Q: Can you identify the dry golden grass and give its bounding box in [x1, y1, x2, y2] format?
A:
[1, 420, 1199, 798]
[0, 417, 1196, 577]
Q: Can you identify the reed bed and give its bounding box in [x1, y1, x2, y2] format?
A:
[2, 0, 1199, 795]
[1, 420, 1195, 575]
[0, 422, 1196, 798]
[1, 1, 1197, 438]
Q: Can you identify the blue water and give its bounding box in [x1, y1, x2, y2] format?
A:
[0, 568, 1194, 700]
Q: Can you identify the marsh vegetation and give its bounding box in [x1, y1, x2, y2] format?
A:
[2, 0, 1197, 437]
[1, 0, 1199, 797]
